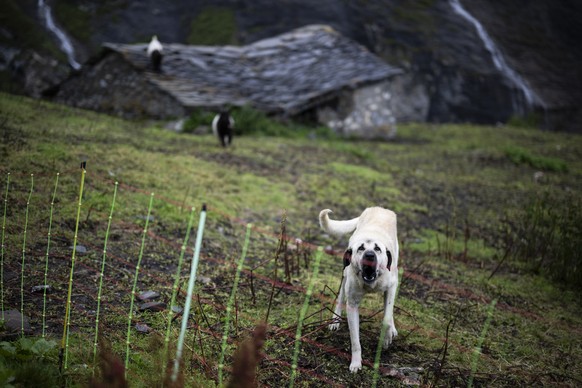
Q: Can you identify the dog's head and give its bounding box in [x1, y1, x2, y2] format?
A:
[343, 239, 392, 283]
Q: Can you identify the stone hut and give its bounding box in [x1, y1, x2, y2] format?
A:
[55, 25, 402, 139]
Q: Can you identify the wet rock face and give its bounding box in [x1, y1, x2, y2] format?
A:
[389, 73, 430, 124]
[55, 53, 186, 119]
[459, 0, 582, 131]
[3, 0, 581, 131]
[231, 0, 582, 129]
[425, 64, 516, 124]
[0, 48, 70, 97]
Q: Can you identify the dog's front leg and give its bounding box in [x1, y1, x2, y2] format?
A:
[329, 276, 346, 331]
[382, 285, 398, 349]
[346, 302, 362, 372]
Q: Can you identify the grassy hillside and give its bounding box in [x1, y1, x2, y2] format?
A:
[0, 92, 581, 386]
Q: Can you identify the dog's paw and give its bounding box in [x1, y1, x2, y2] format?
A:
[383, 326, 398, 349]
[349, 357, 362, 373]
[328, 319, 340, 331]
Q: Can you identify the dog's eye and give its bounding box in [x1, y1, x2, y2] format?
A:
[357, 244, 365, 252]
[374, 245, 381, 252]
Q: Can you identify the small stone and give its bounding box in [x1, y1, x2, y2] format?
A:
[31, 285, 52, 294]
[193, 125, 211, 135]
[171, 305, 183, 314]
[70, 245, 87, 254]
[380, 365, 423, 386]
[139, 301, 166, 312]
[165, 118, 186, 132]
[138, 290, 160, 301]
[135, 323, 151, 333]
[2, 310, 32, 333]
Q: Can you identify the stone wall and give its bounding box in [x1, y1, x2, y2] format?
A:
[317, 81, 397, 139]
[55, 53, 185, 119]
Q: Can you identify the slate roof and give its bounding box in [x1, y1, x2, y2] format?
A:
[103, 25, 402, 115]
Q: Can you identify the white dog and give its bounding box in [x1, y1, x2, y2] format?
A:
[319, 207, 399, 372]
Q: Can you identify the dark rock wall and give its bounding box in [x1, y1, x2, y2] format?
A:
[460, 0, 582, 131]
[78, 0, 582, 131]
[2, 0, 580, 131]
[55, 53, 185, 119]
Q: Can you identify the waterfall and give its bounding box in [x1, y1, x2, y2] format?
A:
[38, 0, 81, 70]
[449, 0, 542, 110]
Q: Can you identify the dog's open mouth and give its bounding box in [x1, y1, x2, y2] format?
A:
[361, 257, 377, 283]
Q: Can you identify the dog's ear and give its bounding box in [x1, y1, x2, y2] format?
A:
[343, 248, 352, 268]
[386, 249, 392, 271]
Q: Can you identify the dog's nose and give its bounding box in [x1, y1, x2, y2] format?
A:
[364, 251, 376, 260]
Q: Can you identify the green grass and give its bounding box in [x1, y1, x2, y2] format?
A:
[505, 145, 569, 172]
[0, 92, 581, 386]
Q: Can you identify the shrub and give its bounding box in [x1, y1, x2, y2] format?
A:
[183, 105, 335, 139]
[0, 337, 60, 387]
[231, 105, 277, 135]
[231, 105, 335, 139]
[182, 109, 216, 133]
[502, 193, 581, 289]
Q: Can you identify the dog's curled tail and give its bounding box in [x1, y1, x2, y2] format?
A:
[319, 209, 359, 237]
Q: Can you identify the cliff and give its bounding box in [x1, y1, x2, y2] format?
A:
[1, 0, 580, 131]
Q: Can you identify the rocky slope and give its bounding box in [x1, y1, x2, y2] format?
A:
[1, 0, 580, 131]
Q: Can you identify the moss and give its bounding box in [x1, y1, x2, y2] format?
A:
[391, 0, 436, 36]
[186, 7, 239, 46]
[0, 0, 60, 55]
[507, 112, 543, 128]
[329, 162, 390, 181]
[53, 0, 93, 43]
[325, 141, 374, 161]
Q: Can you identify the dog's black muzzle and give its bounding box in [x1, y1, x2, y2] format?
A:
[361, 251, 377, 283]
